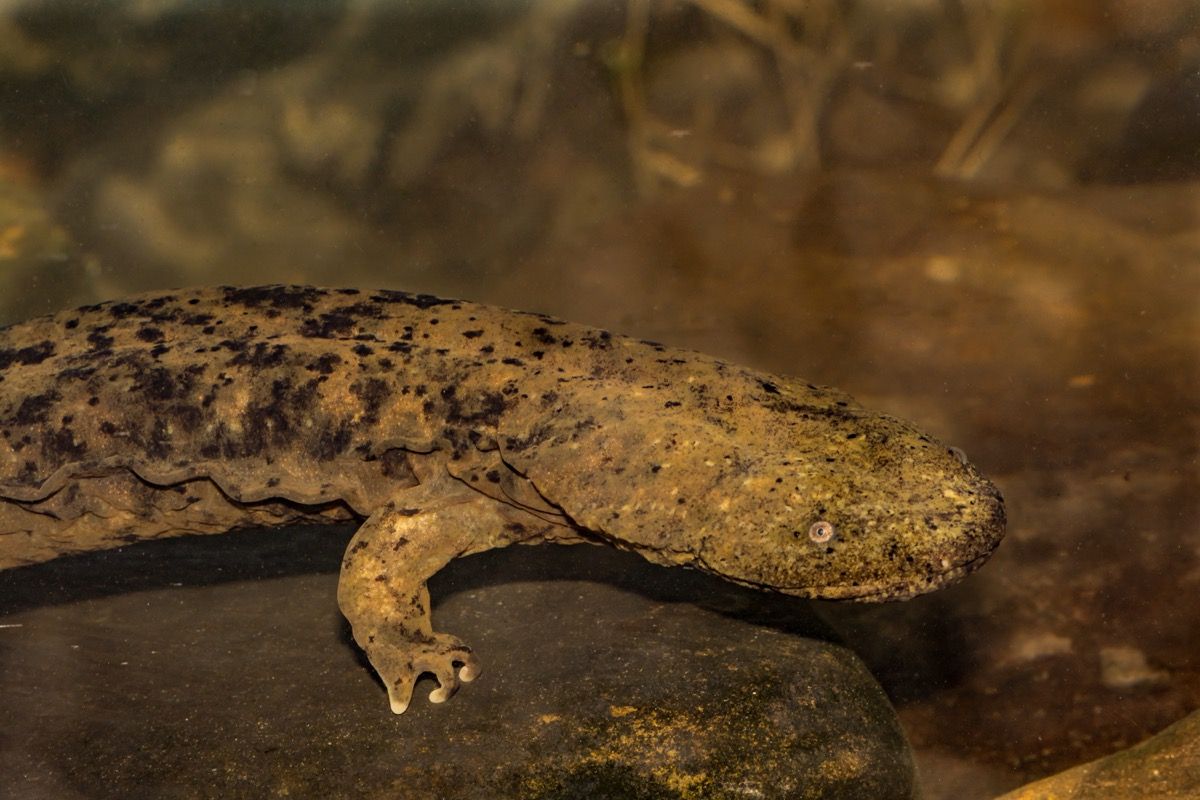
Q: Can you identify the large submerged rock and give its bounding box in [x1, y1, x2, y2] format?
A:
[1, 526, 917, 799]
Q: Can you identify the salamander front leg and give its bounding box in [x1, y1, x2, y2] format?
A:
[337, 488, 520, 714]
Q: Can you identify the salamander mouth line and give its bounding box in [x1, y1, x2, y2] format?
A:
[691, 542, 998, 602]
[812, 545, 1000, 602]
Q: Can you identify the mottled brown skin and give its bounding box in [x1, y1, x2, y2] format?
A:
[0, 285, 1004, 714]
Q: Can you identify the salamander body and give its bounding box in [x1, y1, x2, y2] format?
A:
[0, 285, 1004, 713]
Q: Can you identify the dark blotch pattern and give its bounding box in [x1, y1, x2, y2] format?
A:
[0, 341, 55, 369]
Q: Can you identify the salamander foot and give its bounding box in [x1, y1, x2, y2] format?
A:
[363, 631, 480, 714]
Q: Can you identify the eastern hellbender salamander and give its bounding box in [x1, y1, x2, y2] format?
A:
[0, 285, 1005, 713]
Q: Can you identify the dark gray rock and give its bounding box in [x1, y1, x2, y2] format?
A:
[0, 526, 916, 800]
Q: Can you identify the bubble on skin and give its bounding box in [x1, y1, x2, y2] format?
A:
[808, 520, 836, 543]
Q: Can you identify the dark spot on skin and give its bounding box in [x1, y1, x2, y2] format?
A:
[395, 508, 421, 517]
[10, 391, 60, 425]
[300, 312, 356, 338]
[223, 285, 325, 310]
[564, 419, 594, 443]
[846, 432, 859, 439]
[462, 330, 484, 339]
[230, 342, 290, 369]
[353, 344, 374, 357]
[64, 318, 80, 329]
[306, 353, 341, 374]
[502, 357, 524, 366]
[166, 403, 203, 435]
[485, 470, 501, 483]
[43, 427, 88, 460]
[651, 464, 661, 473]
[444, 388, 509, 427]
[351, 377, 391, 424]
[531, 327, 556, 345]
[218, 375, 334, 459]
[368, 290, 455, 310]
[582, 331, 613, 350]
[503, 423, 552, 453]
[664, 401, 681, 408]
[760, 380, 780, 395]
[133, 367, 188, 401]
[135, 326, 164, 343]
[216, 338, 248, 353]
[86, 328, 114, 351]
[0, 340, 55, 369]
[329, 302, 385, 320]
[309, 421, 353, 461]
[182, 312, 215, 326]
[107, 302, 142, 319]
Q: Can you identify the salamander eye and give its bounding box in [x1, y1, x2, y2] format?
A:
[808, 520, 836, 543]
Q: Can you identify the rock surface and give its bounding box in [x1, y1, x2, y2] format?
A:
[996, 710, 1200, 800]
[0, 527, 917, 800]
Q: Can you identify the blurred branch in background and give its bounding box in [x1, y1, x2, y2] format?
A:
[0, 0, 1197, 310]
[610, 0, 1031, 191]
[607, 0, 1197, 189]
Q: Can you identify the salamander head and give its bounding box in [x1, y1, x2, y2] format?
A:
[684, 390, 1006, 602]
[501, 358, 1005, 602]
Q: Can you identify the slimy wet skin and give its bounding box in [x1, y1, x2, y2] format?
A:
[0, 285, 1005, 714]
